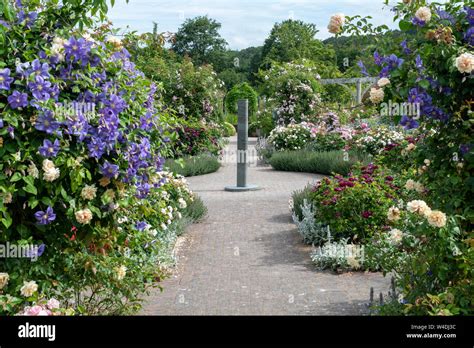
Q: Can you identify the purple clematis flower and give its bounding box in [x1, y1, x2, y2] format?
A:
[436, 8, 455, 25]
[7, 90, 28, 109]
[0, 19, 10, 29]
[30, 59, 50, 79]
[135, 221, 148, 231]
[412, 16, 426, 27]
[400, 115, 419, 130]
[100, 161, 119, 178]
[7, 126, 14, 139]
[465, 6, 474, 26]
[415, 55, 424, 72]
[39, 139, 60, 157]
[401, 40, 412, 55]
[15, 61, 31, 78]
[0, 68, 14, 90]
[357, 60, 369, 76]
[373, 51, 384, 66]
[460, 144, 472, 156]
[385, 54, 404, 70]
[35, 206, 56, 225]
[87, 137, 106, 159]
[465, 27, 474, 46]
[35, 110, 60, 134]
[104, 94, 127, 115]
[28, 75, 51, 101]
[0, 119, 3, 128]
[26, 244, 46, 259]
[64, 37, 91, 63]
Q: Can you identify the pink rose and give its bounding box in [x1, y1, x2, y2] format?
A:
[26, 305, 43, 316]
[47, 298, 60, 310]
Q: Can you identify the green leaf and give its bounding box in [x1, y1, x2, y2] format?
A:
[23, 184, 37, 195]
[2, 211, 12, 229]
[419, 79, 430, 90]
[399, 20, 412, 31]
[10, 172, 22, 182]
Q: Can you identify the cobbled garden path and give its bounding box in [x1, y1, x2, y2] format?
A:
[141, 137, 390, 315]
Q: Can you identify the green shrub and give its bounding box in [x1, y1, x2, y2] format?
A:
[309, 164, 401, 242]
[183, 195, 208, 223]
[290, 185, 314, 221]
[250, 110, 275, 137]
[225, 82, 258, 116]
[269, 150, 369, 175]
[222, 122, 236, 137]
[165, 155, 221, 177]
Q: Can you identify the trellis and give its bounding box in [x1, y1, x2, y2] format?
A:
[319, 77, 378, 104]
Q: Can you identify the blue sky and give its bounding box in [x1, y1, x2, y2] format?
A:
[108, 0, 398, 50]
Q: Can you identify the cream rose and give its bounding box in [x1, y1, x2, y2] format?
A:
[427, 210, 447, 228]
[81, 185, 97, 200]
[405, 179, 416, 191]
[75, 209, 93, 225]
[0, 273, 9, 290]
[27, 162, 39, 178]
[455, 53, 474, 74]
[407, 200, 432, 217]
[369, 87, 384, 104]
[328, 13, 346, 34]
[377, 77, 391, 88]
[42, 159, 60, 182]
[414, 182, 425, 194]
[415, 7, 432, 23]
[20, 280, 38, 297]
[387, 206, 401, 222]
[388, 229, 404, 245]
[115, 265, 127, 280]
[43, 167, 60, 182]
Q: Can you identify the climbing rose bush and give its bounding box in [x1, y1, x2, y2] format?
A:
[328, 0, 473, 315]
[0, 0, 194, 315]
[259, 60, 323, 124]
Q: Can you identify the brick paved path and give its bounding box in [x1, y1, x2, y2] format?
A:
[141, 137, 390, 315]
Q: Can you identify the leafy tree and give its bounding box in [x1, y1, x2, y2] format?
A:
[172, 16, 227, 66]
[225, 82, 258, 116]
[260, 20, 335, 68]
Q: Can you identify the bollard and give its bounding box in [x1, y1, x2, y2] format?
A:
[225, 99, 260, 192]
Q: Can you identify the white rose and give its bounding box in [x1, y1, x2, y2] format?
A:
[388, 229, 404, 245]
[27, 163, 39, 178]
[75, 209, 93, 225]
[115, 265, 127, 281]
[415, 6, 432, 22]
[407, 200, 432, 217]
[427, 210, 447, 228]
[81, 185, 97, 201]
[20, 280, 38, 297]
[369, 87, 385, 104]
[42, 159, 56, 171]
[0, 273, 9, 290]
[43, 167, 60, 182]
[377, 77, 391, 88]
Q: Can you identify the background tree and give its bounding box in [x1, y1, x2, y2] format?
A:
[172, 16, 227, 66]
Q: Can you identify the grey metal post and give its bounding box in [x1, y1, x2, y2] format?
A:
[224, 99, 260, 192]
[356, 80, 362, 104]
[237, 99, 248, 187]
